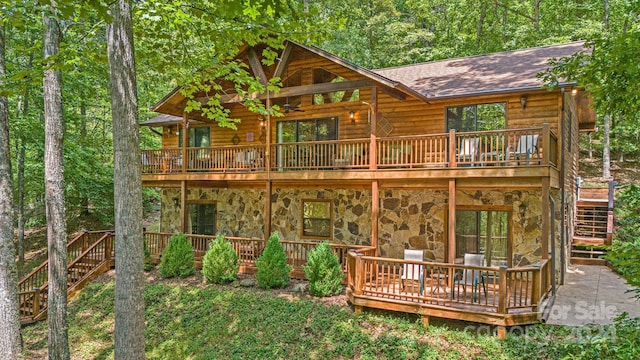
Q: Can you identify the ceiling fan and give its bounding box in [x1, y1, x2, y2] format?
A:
[283, 101, 304, 113]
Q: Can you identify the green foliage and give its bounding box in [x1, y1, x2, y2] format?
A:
[255, 232, 291, 289]
[159, 233, 195, 278]
[202, 234, 239, 284]
[303, 242, 343, 296]
[604, 185, 640, 298]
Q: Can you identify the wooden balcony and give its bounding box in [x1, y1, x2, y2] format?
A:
[346, 251, 553, 332]
[142, 125, 558, 184]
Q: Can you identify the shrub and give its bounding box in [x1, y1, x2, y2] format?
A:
[303, 242, 344, 296]
[607, 184, 640, 298]
[256, 232, 292, 289]
[202, 234, 239, 284]
[159, 233, 195, 278]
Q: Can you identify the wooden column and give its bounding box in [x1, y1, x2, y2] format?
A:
[182, 112, 188, 173]
[541, 123, 550, 165]
[368, 87, 378, 170]
[371, 180, 379, 251]
[180, 180, 188, 233]
[265, 180, 272, 238]
[448, 179, 456, 263]
[265, 92, 272, 174]
[541, 177, 550, 260]
[448, 130, 457, 168]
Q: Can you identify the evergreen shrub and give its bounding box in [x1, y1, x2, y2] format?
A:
[303, 242, 344, 296]
[256, 232, 292, 289]
[159, 233, 195, 278]
[202, 234, 239, 284]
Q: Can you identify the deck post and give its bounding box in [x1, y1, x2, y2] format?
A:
[447, 179, 456, 264]
[265, 180, 272, 238]
[182, 112, 188, 173]
[371, 180, 379, 252]
[448, 130, 456, 168]
[498, 266, 508, 314]
[496, 326, 507, 340]
[180, 180, 188, 233]
[541, 123, 550, 165]
[354, 253, 364, 296]
[541, 178, 550, 260]
[33, 287, 40, 315]
[368, 87, 378, 170]
[421, 315, 430, 328]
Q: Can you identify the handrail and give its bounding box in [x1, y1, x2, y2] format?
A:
[142, 127, 559, 173]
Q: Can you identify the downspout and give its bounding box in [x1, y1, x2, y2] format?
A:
[559, 88, 566, 285]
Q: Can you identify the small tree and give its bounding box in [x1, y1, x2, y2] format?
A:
[159, 233, 195, 278]
[202, 234, 239, 284]
[256, 232, 292, 289]
[303, 242, 344, 296]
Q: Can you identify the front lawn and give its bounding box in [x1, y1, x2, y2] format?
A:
[21, 271, 640, 359]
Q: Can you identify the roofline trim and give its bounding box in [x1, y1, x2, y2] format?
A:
[419, 82, 577, 102]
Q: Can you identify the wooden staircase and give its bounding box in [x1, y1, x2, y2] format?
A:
[571, 182, 614, 266]
[18, 230, 114, 324]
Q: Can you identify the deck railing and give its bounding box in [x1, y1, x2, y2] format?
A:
[347, 252, 552, 315]
[142, 126, 558, 174]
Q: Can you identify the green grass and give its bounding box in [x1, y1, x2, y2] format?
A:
[22, 276, 640, 360]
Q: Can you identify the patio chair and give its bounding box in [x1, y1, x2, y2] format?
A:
[453, 253, 487, 302]
[507, 134, 539, 165]
[400, 249, 424, 292]
[458, 137, 479, 166]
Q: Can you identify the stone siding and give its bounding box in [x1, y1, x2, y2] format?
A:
[270, 188, 372, 245]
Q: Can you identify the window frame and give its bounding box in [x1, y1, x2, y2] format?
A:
[186, 199, 216, 236]
[454, 206, 512, 267]
[300, 199, 333, 240]
[445, 102, 507, 133]
[179, 126, 211, 148]
[276, 117, 339, 143]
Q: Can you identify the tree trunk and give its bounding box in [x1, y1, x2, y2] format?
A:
[43, 5, 70, 360]
[80, 105, 89, 216]
[17, 141, 25, 265]
[604, 0, 609, 29]
[588, 132, 593, 159]
[107, 1, 145, 359]
[602, 114, 611, 179]
[0, 23, 23, 360]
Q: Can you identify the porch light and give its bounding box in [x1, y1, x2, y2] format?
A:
[520, 95, 527, 110]
[571, 88, 578, 96]
[349, 111, 355, 125]
[259, 117, 265, 129]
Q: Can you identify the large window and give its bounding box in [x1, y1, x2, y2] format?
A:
[302, 200, 332, 239]
[179, 126, 210, 148]
[446, 103, 506, 132]
[187, 202, 216, 235]
[455, 209, 509, 267]
[276, 117, 338, 143]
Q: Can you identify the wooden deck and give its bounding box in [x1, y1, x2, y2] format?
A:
[346, 251, 553, 334]
[142, 126, 558, 179]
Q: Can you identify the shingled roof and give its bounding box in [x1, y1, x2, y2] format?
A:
[374, 41, 588, 100]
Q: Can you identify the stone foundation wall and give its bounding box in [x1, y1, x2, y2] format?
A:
[270, 188, 372, 245]
[159, 187, 547, 268]
[160, 188, 266, 238]
[378, 190, 448, 261]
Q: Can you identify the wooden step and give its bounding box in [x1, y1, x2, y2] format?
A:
[572, 236, 606, 246]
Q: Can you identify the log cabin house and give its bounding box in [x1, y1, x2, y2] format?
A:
[140, 40, 595, 335]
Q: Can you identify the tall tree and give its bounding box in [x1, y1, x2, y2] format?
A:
[43, 2, 70, 359]
[107, 0, 145, 358]
[0, 22, 23, 360]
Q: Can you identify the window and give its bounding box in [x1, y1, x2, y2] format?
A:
[276, 117, 338, 143]
[446, 103, 506, 132]
[302, 200, 332, 239]
[455, 209, 509, 267]
[187, 202, 216, 235]
[179, 126, 210, 148]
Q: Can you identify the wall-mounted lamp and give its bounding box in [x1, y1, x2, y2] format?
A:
[173, 197, 180, 207]
[519, 203, 527, 218]
[349, 111, 355, 125]
[571, 88, 578, 96]
[167, 126, 172, 135]
[520, 95, 528, 110]
[259, 117, 265, 130]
